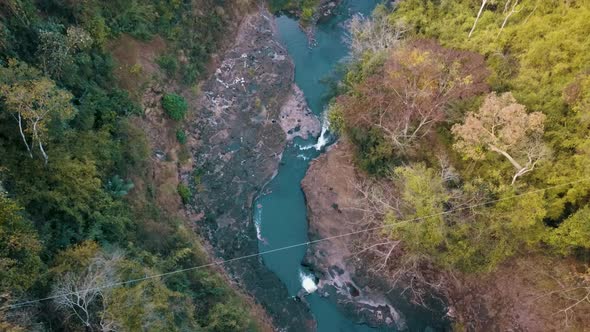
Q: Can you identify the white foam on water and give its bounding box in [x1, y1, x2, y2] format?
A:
[296, 143, 315, 151]
[296, 154, 310, 160]
[299, 270, 318, 293]
[253, 204, 264, 242]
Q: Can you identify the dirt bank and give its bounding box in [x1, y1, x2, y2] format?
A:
[301, 141, 406, 329]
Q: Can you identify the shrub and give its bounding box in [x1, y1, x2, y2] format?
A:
[177, 183, 191, 204]
[157, 55, 178, 77]
[178, 146, 190, 164]
[301, 7, 314, 23]
[106, 175, 134, 198]
[176, 129, 186, 144]
[162, 93, 187, 121]
[129, 63, 143, 75]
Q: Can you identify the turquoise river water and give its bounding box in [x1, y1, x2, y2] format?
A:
[255, 1, 443, 331]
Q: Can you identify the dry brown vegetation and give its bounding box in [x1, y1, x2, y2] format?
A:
[337, 40, 488, 152]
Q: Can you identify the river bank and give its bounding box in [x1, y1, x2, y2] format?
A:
[301, 141, 448, 330]
[105, 3, 282, 330]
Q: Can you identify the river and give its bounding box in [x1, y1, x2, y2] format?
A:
[254, 1, 397, 331]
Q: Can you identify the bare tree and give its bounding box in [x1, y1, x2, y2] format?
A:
[1, 293, 38, 331]
[341, 160, 492, 308]
[52, 251, 122, 331]
[554, 286, 590, 327]
[1, 0, 30, 25]
[342, 174, 451, 308]
[534, 268, 590, 328]
[348, 12, 406, 58]
[452, 92, 549, 184]
[523, 0, 539, 23]
[37, 26, 92, 79]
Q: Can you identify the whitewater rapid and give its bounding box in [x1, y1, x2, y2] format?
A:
[300, 270, 318, 293]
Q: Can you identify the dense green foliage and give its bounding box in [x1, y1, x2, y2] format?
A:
[334, 0, 590, 273]
[0, 195, 42, 295]
[176, 128, 187, 144]
[268, 0, 320, 22]
[0, 0, 259, 330]
[162, 93, 188, 121]
[178, 183, 191, 205]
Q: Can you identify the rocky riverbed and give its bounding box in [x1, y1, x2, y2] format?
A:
[184, 7, 319, 331]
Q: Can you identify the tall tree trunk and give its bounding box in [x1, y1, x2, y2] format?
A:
[32, 119, 48, 165]
[469, 0, 488, 38]
[497, 0, 519, 38]
[511, 165, 534, 185]
[13, 113, 33, 158]
[489, 144, 534, 184]
[37, 139, 48, 165]
[489, 144, 523, 170]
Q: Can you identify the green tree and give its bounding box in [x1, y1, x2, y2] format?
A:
[177, 183, 191, 204]
[384, 164, 448, 257]
[207, 302, 251, 332]
[106, 279, 200, 332]
[0, 194, 42, 295]
[547, 206, 590, 256]
[162, 93, 187, 121]
[0, 59, 76, 164]
[176, 129, 187, 144]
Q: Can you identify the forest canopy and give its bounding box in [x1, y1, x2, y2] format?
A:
[0, 0, 260, 330]
[331, 0, 590, 275]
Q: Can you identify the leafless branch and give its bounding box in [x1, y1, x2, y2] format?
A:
[52, 250, 123, 330]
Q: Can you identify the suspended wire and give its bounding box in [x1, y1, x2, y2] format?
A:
[2, 177, 589, 311]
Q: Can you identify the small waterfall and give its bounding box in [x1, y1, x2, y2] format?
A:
[313, 111, 331, 150]
[297, 111, 331, 151]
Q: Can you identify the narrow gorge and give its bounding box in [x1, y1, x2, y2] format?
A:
[186, 1, 444, 331]
[3, 0, 588, 331]
[182, 1, 442, 330]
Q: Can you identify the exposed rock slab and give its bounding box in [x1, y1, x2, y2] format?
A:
[280, 84, 321, 141]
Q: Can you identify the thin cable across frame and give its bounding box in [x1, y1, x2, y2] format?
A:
[3, 177, 589, 311]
